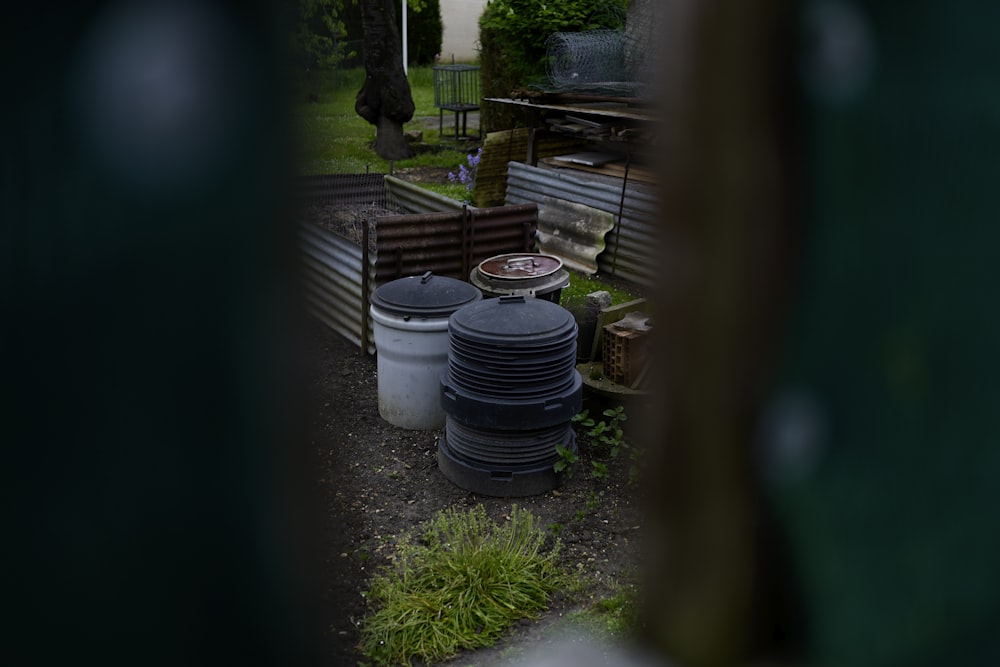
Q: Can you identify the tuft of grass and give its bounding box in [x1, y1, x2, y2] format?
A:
[359, 505, 564, 666]
[567, 579, 643, 640]
[592, 583, 642, 636]
[423, 181, 472, 202]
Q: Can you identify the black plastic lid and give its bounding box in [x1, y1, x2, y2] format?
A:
[371, 271, 482, 318]
[447, 294, 576, 344]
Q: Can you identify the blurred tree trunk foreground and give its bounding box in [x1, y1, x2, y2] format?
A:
[355, 0, 414, 159]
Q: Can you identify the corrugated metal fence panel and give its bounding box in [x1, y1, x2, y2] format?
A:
[385, 175, 468, 213]
[374, 204, 538, 283]
[299, 202, 536, 354]
[504, 161, 659, 286]
[299, 221, 376, 354]
[297, 173, 388, 207]
[375, 210, 467, 282]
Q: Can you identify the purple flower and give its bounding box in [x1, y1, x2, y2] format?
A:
[468, 148, 482, 168]
[449, 148, 482, 198]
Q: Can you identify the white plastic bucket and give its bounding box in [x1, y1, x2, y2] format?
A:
[369, 272, 481, 429]
[370, 307, 452, 429]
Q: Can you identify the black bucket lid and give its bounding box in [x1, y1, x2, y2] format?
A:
[371, 271, 481, 318]
[447, 294, 576, 344]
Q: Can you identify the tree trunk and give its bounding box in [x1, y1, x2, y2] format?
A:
[355, 0, 414, 160]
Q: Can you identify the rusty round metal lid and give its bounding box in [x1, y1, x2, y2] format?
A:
[477, 254, 563, 281]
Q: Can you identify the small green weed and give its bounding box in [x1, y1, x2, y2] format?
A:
[585, 490, 601, 512]
[553, 444, 579, 479]
[577, 405, 643, 487]
[579, 406, 628, 458]
[359, 505, 563, 666]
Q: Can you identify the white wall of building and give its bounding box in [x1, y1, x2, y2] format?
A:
[438, 0, 487, 63]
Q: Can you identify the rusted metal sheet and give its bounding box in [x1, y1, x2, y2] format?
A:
[505, 161, 658, 286]
[374, 204, 538, 283]
[299, 199, 537, 354]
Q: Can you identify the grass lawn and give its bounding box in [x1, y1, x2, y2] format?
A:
[293, 65, 477, 202]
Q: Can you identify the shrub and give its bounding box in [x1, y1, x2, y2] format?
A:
[478, 0, 626, 129]
[402, 0, 443, 66]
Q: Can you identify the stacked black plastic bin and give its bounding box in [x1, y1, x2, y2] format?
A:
[438, 295, 582, 496]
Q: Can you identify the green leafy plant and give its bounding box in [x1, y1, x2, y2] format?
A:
[400, 0, 443, 66]
[580, 405, 628, 458]
[576, 405, 643, 487]
[553, 443, 579, 479]
[359, 505, 563, 666]
[479, 0, 626, 80]
[290, 0, 349, 74]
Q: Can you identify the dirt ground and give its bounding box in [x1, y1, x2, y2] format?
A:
[301, 148, 649, 664]
[306, 315, 646, 665]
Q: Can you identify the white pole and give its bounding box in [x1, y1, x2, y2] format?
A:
[402, 0, 408, 76]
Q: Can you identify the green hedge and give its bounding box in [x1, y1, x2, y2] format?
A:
[478, 0, 626, 131]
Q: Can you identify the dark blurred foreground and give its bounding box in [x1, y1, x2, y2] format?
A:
[2, 1, 321, 664]
[3, 1, 1000, 666]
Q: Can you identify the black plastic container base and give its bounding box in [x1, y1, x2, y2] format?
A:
[437, 431, 576, 497]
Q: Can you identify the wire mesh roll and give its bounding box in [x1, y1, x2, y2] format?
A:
[544, 30, 630, 95]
